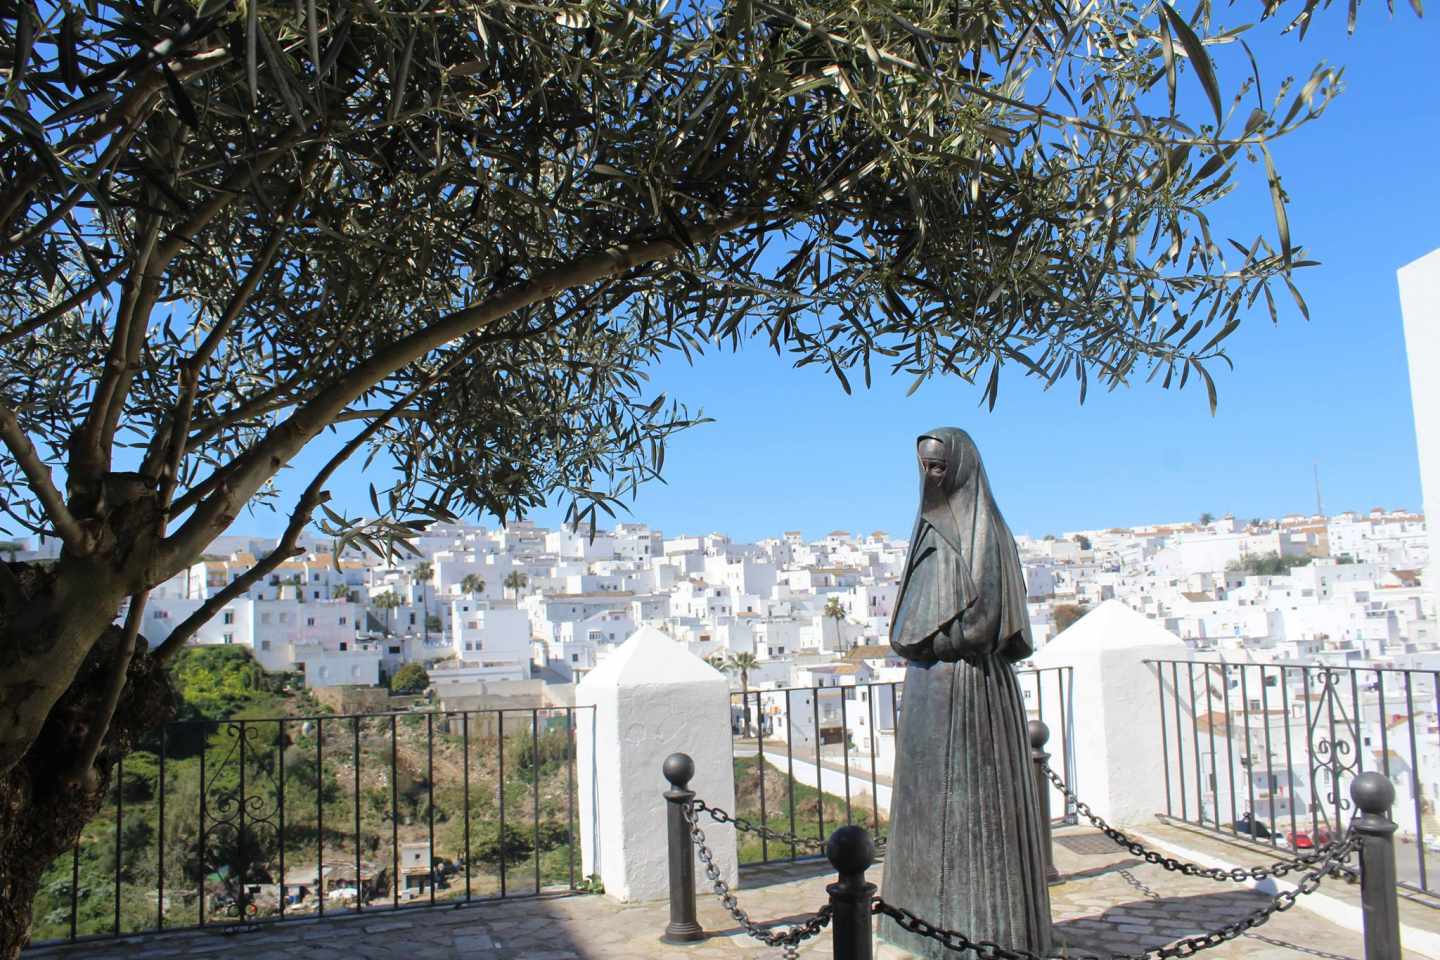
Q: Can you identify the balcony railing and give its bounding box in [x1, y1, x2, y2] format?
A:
[727, 666, 1076, 865]
[1148, 659, 1440, 898]
[29, 705, 593, 948]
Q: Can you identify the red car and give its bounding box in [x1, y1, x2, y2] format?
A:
[1287, 827, 1333, 849]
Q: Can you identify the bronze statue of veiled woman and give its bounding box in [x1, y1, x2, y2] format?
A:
[878, 427, 1052, 959]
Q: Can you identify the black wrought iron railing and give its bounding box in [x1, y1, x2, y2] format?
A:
[1148, 659, 1440, 899]
[29, 705, 595, 947]
[726, 667, 1076, 865]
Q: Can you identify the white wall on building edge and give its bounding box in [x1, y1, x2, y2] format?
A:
[576, 626, 738, 902]
[1399, 248, 1440, 616]
[1030, 599, 1190, 826]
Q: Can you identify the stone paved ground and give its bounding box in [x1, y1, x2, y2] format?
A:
[25, 825, 1436, 960]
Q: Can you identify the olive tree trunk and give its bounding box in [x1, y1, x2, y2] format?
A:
[0, 563, 175, 959]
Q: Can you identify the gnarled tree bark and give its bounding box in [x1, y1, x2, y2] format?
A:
[0, 567, 174, 959]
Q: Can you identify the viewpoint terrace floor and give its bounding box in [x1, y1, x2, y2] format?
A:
[25, 824, 1437, 960]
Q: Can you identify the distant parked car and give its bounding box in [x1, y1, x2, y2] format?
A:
[1232, 813, 1271, 839]
[1287, 827, 1333, 850]
[1424, 836, 1440, 854]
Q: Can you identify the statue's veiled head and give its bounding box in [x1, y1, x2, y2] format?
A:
[916, 427, 981, 501]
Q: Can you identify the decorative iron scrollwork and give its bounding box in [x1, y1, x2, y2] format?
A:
[200, 720, 284, 921]
[1307, 670, 1361, 832]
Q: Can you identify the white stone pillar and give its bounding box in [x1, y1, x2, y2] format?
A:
[1399, 248, 1440, 615]
[576, 626, 738, 901]
[1029, 600, 1191, 826]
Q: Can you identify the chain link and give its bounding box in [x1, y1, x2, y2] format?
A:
[872, 833, 1359, 960]
[683, 800, 833, 958]
[1118, 867, 1360, 960]
[1042, 764, 1346, 882]
[692, 798, 829, 853]
[692, 798, 888, 853]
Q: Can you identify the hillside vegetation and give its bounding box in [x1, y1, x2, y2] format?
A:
[28, 648, 581, 942]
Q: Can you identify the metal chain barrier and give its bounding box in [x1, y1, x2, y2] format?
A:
[692, 798, 829, 854]
[1042, 764, 1347, 882]
[674, 764, 1368, 960]
[692, 797, 888, 853]
[873, 832, 1359, 960]
[683, 800, 834, 959]
[1118, 866, 1361, 960]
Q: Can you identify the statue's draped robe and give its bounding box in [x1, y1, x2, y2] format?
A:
[879, 428, 1053, 960]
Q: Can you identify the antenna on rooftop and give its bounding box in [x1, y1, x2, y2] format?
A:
[1313, 461, 1325, 518]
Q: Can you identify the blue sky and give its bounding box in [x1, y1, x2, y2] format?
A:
[250, 7, 1439, 546]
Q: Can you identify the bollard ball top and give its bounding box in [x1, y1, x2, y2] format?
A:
[663, 752, 695, 789]
[1028, 719, 1050, 749]
[1350, 771, 1395, 815]
[826, 825, 876, 875]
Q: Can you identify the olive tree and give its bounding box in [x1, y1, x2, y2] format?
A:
[0, 0, 1380, 947]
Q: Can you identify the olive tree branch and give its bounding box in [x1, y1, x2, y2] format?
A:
[74, 126, 304, 486]
[0, 403, 92, 553]
[157, 211, 763, 575]
[0, 184, 87, 260]
[71, 212, 165, 484]
[151, 318, 525, 662]
[754, 1, 1328, 149]
[143, 162, 316, 496]
[63, 589, 149, 787]
[146, 221, 290, 498]
[0, 107, 146, 263]
[179, 374, 313, 454]
[0, 262, 128, 350]
[167, 290, 597, 522]
[0, 45, 230, 229]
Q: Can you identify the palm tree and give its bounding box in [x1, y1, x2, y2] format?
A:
[413, 562, 433, 646]
[374, 591, 402, 636]
[460, 573, 486, 596]
[822, 596, 849, 649]
[503, 570, 529, 599]
[725, 652, 759, 737]
[330, 583, 352, 600]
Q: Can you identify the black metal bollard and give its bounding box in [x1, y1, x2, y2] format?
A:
[827, 825, 877, 960]
[1028, 720, 1062, 885]
[1350, 773, 1402, 960]
[661, 752, 705, 944]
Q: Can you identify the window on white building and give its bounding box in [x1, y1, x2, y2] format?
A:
[223, 611, 235, 625]
[261, 640, 271, 651]
[339, 642, 347, 651]
[223, 633, 233, 644]
[306, 616, 316, 626]
[338, 616, 347, 625]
